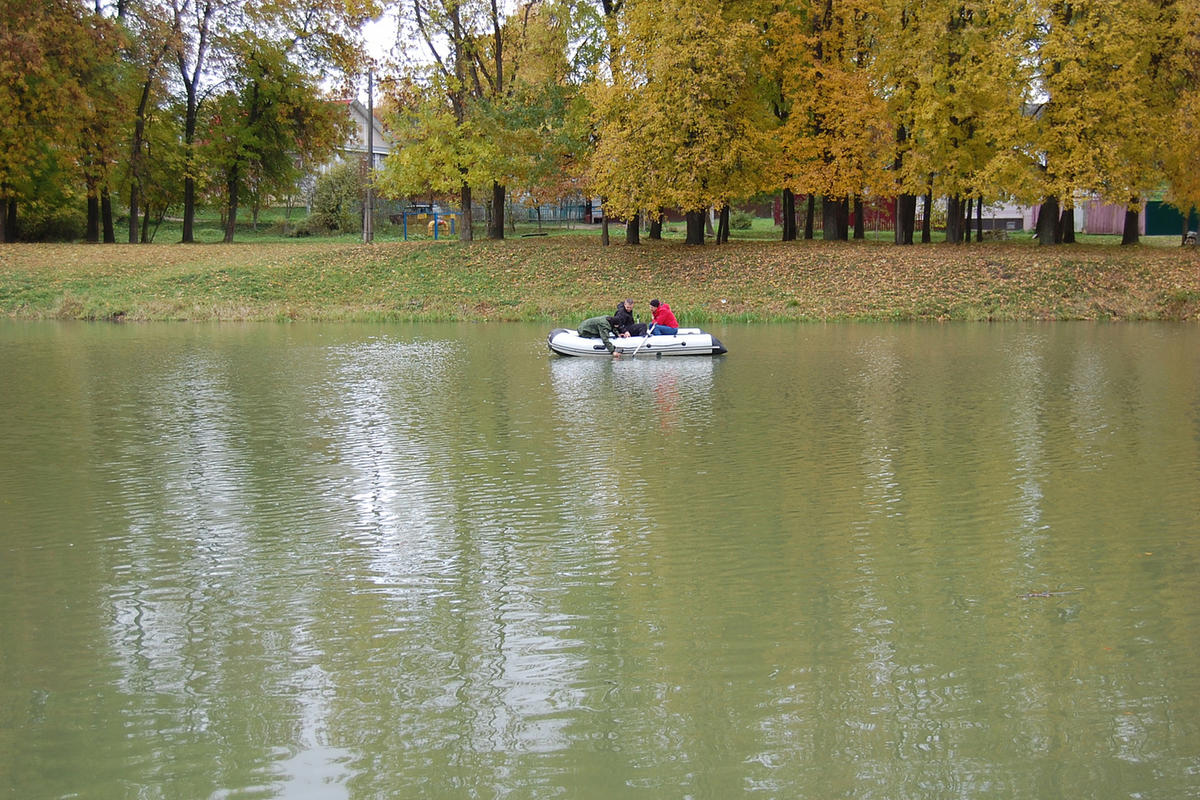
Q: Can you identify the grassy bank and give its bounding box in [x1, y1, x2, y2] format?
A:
[2, 233, 1198, 322]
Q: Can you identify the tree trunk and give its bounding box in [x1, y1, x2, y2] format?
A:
[782, 189, 796, 241]
[0, 197, 7, 242]
[102, 189, 115, 243]
[182, 176, 196, 242]
[129, 80, 152, 243]
[129, 185, 141, 243]
[488, 181, 505, 239]
[920, 190, 932, 243]
[626, 214, 640, 245]
[821, 196, 840, 241]
[685, 210, 705, 245]
[5, 199, 15, 242]
[1121, 201, 1140, 245]
[459, 183, 473, 242]
[895, 194, 916, 245]
[853, 197, 865, 239]
[178, 0, 215, 246]
[142, 205, 151, 242]
[975, 195, 983, 242]
[893, 124, 915, 245]
[223, 164, 239, 244]
[964, 197, 973, 243]
[837, 198, 849, 240]
[86, 194, 100, 243]
[649, 212, 663, 240]
[1036, 197, 1059, 244]
[716, 205, 730, 244]
[1060, 207, 1076, 243]
[804, 195, 815, 239]
[182, 85, 198, 243]
[947, 195, 966, 243]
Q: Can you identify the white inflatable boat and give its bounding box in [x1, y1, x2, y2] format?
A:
[547, 327, 727, 358]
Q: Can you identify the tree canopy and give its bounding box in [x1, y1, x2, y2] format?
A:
[1, 0, 1197, 245]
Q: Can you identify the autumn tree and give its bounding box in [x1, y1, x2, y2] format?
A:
[379, 0, 587, 242]
[201, 34, 350, 242]
[768, 0, 891, 241]
[876, 0, 921, 243]
[758, 0, 795, 239]
[382, 0, 486, 241]
[126, 99, 188, 240]
[0, 0, 108, 241]
[469, 0, 596, 237]
[496, 0, 595, 230]
[1160, 0, 1200, 233]
[77, 11, 128, 243]
[1026, 0, 1170, 245]
[875, 0, 1034, 244]
[466, 0, 515, 239]
[375, 79, 481, 240]
[589, 0, 772, 244]
[172, 0, 368, 242]
[171, 0, 223, 242]
[502, 79, 592, 230]
[113, 0, 180, 243]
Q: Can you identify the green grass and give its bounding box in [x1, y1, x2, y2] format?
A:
[3, 216, 1199, 322]
[146, 207, 1189, 248]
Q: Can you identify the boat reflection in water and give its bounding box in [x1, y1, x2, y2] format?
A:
[548, 355, 717, 436]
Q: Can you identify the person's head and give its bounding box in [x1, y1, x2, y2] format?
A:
[649, 299, 661, 309]
[623, 299, 634, 311]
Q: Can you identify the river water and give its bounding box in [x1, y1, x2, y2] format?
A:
[1, 321, 1198, 799]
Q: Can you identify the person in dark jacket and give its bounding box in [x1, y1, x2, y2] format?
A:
[577, 315, 620, 355]
[612, 299, 648, 336]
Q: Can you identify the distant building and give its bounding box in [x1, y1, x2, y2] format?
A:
[297, 99, 393, 214]
[333, 99, 392, 171]
[1066, 195, 1199, 236]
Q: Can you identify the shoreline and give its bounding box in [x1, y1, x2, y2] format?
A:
[2, 237, 1198, 323]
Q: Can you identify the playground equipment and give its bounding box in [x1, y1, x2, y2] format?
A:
[389, 211, 458, 241]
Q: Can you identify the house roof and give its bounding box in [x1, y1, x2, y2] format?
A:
[336, 98, 394, 155]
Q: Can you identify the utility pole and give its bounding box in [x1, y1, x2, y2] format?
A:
[364, 68, 375, 243]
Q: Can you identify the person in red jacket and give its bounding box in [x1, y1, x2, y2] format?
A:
[648, 298, 679, 335]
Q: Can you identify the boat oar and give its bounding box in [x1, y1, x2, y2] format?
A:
[629, 325, 651, 358]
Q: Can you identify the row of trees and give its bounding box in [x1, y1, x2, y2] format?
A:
[3, 0, 1198, 246]
[376, 0, 1200, 245]
[0, 0, 369, 243]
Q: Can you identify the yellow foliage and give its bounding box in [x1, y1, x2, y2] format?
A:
[587, 0, 774, 217]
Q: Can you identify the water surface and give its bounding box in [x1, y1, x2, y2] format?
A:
[1, 321, 1198, 798]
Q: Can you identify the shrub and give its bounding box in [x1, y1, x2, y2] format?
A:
[731, 210, 755, 230]
[304, 162, 363, 233]
[19, 205, 87, 242]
